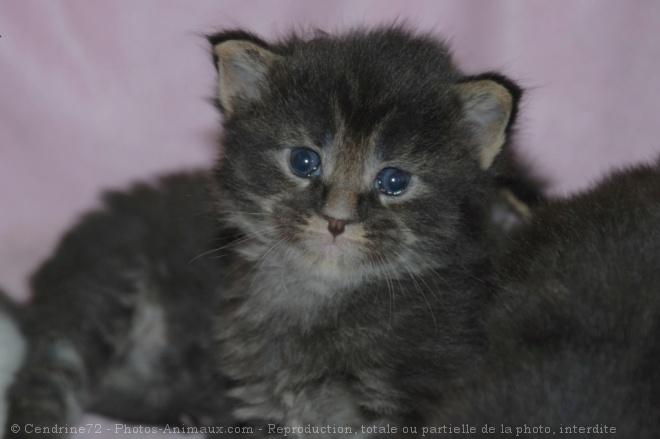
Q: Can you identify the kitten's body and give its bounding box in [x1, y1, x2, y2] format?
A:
[5, 27, 539, 437]
[216, 227, 490, 431]
[432, 160, 660, 437]
[6, 174, 238, 433]
[207, 28, 529, 435]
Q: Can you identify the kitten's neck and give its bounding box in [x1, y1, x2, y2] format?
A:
[228, 254, 359, 320]
[225, 242, 492, 332]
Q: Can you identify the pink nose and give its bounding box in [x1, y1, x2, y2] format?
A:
[323, 215, 347, 238]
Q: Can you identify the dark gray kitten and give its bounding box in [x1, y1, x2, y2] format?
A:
[4, 27, 539, 437]
[207, 27, 532, 436]
[6, 174, 238, 435]
[430, 160, 660, 438]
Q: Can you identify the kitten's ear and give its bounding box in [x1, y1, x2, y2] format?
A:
[208, 30, 281, 115]
[454, 74, 522, 170]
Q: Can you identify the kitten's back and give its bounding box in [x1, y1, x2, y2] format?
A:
[8, 172, 238, 429]
[432, 160, 660, 437]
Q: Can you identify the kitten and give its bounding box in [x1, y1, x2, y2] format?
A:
[5, 174, 238, 436]
[4, 26, 538, 437]
[429, 160, 660, 437]
[207, 27, 533, 436]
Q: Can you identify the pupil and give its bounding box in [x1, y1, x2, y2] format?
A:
[297, 152, 311, 172]
[291, 148, 320, 177]
[389, 174, 403, 189]
[378, 167, 409, 195]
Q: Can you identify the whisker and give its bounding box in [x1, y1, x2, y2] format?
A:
[377, 254, 396, 330]
[440, 246, 488, 284]
[188, 224, 287, 263]
[280, 242, 296, 300]
[366, 255, 383, 308]
[396, 243, 454, 295]
[246, 238, 288, 298]
[395, 251, 438, 331]
[380, 251, 408, 302]
[383, 251, 406, 297]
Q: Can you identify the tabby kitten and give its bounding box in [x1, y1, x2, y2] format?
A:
[4, 27, 537, 437]
[207, 27, 530, 435]
[6, 174, 239, 435]
[431, 160, 660, 438]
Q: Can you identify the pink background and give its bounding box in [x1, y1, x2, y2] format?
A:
[1, 1, 660, 436]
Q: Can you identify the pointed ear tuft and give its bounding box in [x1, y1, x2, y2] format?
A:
[207, 30, 280, 115]
[455, 74, 522, 170]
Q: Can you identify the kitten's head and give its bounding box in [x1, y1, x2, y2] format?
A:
[208, 27, 521, 289]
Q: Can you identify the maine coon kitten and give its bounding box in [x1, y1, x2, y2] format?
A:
[207, 27, 532, 436]
[6, 174, 239, 435]
[430, 160, 660, 438]
[4, 27, 539, 437]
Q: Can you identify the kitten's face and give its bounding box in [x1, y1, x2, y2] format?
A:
[211, 29, 517, 288]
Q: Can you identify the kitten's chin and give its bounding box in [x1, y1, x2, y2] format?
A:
[296, 235, 367, 283]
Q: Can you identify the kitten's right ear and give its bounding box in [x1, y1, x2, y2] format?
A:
[454, 74, 522, 170]
[208, 30, 281, 115]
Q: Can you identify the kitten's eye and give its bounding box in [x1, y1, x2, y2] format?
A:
[290, 148, 322, 178]
[376, 167, 411, 196]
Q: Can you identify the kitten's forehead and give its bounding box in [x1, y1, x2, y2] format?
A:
[270, 31, 458, 118]
[321, 119, 383, 189]
[266, 35, 460, 165]
[242, 30, 473, 189]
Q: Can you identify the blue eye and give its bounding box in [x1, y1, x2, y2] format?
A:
[290, 148, 321, 178]
[376, 167, 411, 196]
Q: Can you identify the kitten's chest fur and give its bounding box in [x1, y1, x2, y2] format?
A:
[215, 252, 489, 428]
[217, 259, 372, 379]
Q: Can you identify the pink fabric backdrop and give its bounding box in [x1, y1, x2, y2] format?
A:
[1, 1, 660, 436]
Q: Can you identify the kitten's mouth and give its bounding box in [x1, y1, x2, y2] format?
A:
[275, 217, 368, 276]
[309, 224, 361, 248]
[300, 226, 363, 263]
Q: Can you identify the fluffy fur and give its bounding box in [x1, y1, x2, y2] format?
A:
[207, 27, 534, 435]
[430, 160, 660, 437]
[5, 174, 238, 437]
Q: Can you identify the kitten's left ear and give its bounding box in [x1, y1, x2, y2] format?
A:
[454, 74, 522, 170]
[208, 30, 281, 115]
